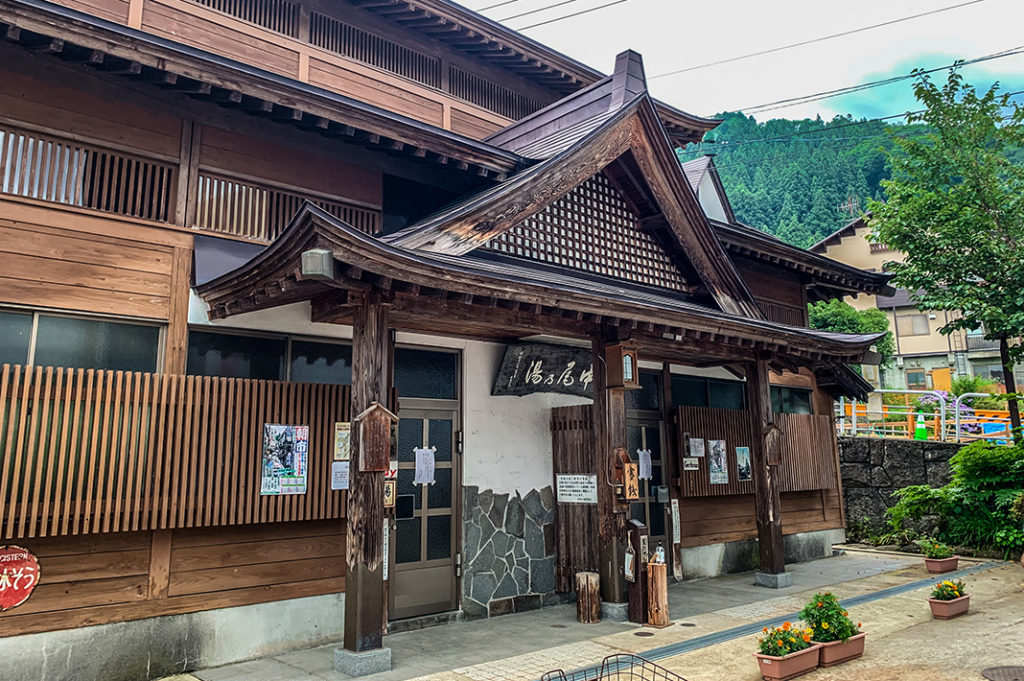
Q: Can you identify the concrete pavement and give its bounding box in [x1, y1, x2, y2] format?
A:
[161, 549, 1023, 681]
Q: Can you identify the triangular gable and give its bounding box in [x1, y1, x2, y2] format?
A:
[389, 95, 763, 319]
[682, 156, 736, 224]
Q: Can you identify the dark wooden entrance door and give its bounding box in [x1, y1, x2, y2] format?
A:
[626, 418, 668, 559]
[389, 408, 459, 619]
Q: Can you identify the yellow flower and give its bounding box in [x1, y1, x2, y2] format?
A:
[822, 622, 830, 629]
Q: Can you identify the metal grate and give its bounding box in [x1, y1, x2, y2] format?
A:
[0, 125, 175, 223]
[194, 171, 380, 241]
[983, 668, 1024, 681]
[189, 0, 300, 37]
[487, 174, 687, 292]
[450, 65, 544, 121]
[310, 13, 442, 89]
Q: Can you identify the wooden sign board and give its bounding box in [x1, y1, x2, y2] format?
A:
[383, 479, 396, 508]
[354, 402, 398, 472]
[623, 463, 640, 501]
[491, 343, 594, 398]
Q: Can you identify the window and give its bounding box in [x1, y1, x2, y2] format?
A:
[974, 363, 1004, 383]
[906, 368, 927, 389]
[187, 330, 354, 383]
[896, 314, 930, 336]
[394, 347, 458, 400]
[771, 386, 813, 414]
[625, 370, 661, 411]
[670, 375, 745, 410]
[0, 309, 160, 372]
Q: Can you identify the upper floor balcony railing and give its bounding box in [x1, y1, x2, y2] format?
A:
[966, 335, 1000, 351]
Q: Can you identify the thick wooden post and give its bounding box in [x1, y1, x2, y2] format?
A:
[592, 336, 627, 604]
[746, 359, 786, 580]
[575, 572, 601, 623]
[344, 293, 391, 653]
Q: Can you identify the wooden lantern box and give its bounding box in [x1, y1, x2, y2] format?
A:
[604, 341, 641, 389]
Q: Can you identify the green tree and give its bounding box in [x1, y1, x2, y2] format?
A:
[868, 68, 1024, 431]
[808, 299, 894, 367]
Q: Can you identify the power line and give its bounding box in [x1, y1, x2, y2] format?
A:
[734, 45, 1024, 116]
[649, 0, 988, 80]
[499, 0, 582, 22]
[474, 0, 527, 12]
[513, 0, 632, 30]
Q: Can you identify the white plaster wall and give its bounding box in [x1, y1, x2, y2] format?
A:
[697, 171, 730, 223]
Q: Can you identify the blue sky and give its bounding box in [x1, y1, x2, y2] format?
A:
[459, 0, 1024, 125]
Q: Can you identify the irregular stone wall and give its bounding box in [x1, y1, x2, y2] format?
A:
[838, 437, 963, 528]
[461, 486, 557, 618]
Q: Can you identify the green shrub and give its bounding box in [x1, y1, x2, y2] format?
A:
[885, 440, 1024, 557]
[798, 592, 862, 643]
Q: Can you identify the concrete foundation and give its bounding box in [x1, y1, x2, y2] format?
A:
[678, 528, 845, 580]
[600, 601, 629, 622]
[754, 571, 794, 588]
[334, 646, 392, 676]
[0, 592, 345, 681]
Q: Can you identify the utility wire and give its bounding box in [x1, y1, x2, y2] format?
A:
[474, 0, 527, 12]
[734, 45, 1024, 115]
[649, 0, 988, 80]
[512, 0, 632, 30]
[499, 0, 582, 21]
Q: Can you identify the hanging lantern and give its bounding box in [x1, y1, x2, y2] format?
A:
[604, 341, 640, 390]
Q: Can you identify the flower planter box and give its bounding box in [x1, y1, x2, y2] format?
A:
[928, 594, 970, 619]
[754, 644, 821, 681]
[813, 632, 866, 667]
[924, 556, 959, 573]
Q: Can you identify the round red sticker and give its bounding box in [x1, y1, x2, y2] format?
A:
[0, 545, 40, 611]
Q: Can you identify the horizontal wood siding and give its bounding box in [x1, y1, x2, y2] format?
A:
[0, 366, 349, 540]
[0, 218, 175, 319]
[450, 108, 504, 140]
[0, 520, 345, 636]
[676, 407, 838, 497]
[308, 58, 445, 127]
[53, 0, 130, 23]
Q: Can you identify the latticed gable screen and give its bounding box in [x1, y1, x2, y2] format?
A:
[485, 174, 688, 291]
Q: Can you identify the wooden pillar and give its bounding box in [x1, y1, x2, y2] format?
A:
[344, 293, 391, 652]
[746, 359, 785, 575]
[591, 336, 627, 603]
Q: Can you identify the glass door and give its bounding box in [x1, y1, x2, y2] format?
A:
[626, 419, 668, 558]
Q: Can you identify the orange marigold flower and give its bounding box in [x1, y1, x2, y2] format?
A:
[817, 602, 823, 607]
[857, 622, 862, 628]
[763, 627, 768, 633]
[782, 621, 791, 631]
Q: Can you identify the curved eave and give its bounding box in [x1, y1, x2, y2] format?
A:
[197, 203, 884, 364]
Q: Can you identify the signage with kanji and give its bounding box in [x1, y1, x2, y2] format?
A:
[0, 546, 40, 611]
[623, 463, 640, 501]
[491, 343, 594, 397]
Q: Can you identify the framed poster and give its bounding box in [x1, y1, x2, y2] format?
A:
[333, 422, 351, 461]
[736, 446, 752, 482]
[682, 457, 699, 471]
[709, 439, 728, 485]
[261, 424, 308, 495]
[688, 438, 705, 457]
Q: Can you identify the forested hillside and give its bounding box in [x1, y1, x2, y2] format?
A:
[679, 112, 918, 248]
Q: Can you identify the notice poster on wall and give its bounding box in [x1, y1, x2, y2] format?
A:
[330, 460, 350, 490]
[261, 424, 309, 495]
[682, 457, 699, 471]
[333, 422, 351, 461]
[688, 438, 705, 457]
[736, 446, 752, 482]
[556, 474, 598, 504]
[708, 439, 728, 484]
[414, 447, 436, 485]
[637, 449, 652, 480]
[670, 499, 681, 544]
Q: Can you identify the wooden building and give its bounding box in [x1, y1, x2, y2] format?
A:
[0, 0, 890, 678]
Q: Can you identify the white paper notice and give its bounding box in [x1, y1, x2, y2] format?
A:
[637, 449, 652, 480]
[683, 457, 699, 471]
[689, 438, 705, 457]
[556, 474, 598, 503]
[414, 447, 435, 485]
[671, 499, 681, 544]
[330, 461, 350, 490]
[382, 519, 390, 581]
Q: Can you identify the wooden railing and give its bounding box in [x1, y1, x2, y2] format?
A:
[194, 170, 380, 241]
[0, 364, 348, 540]
[0, 124, 176, 223]
[677, 406, 839, 497]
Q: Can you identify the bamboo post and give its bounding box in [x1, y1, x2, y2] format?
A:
[575, 572, 601, 623]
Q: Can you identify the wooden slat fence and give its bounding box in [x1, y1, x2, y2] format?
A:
[0, 124, 176, 222]
[194, 170, 380, 241]
[0, 364, 348, 540]
[676, 406, 838, 497]
[550, 404, 598, 593]
[189, 0, 300, 37]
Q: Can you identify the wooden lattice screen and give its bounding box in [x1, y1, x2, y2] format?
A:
[0, 364, 349, 540]
[550, 404, 598, 593]
[194, 170, 380, 241]
[486, 174, 688, 291]
[0, 124, 176, 223]
[309, 13, 442, 89]
[676, 406, 838, 497]
[189, 0, 300, 37]
[449, 65, 543, 121]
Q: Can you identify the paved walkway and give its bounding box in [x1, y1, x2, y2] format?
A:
[170, 549, 943, 681]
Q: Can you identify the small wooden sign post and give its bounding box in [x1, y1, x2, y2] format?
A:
[647, 562, 670, 628]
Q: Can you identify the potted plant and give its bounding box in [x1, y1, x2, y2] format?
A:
[754, 622, 820, 681]
[798, 592, 866, 668]
[915, 538, 959, 573]
[927, 579, 970, 619]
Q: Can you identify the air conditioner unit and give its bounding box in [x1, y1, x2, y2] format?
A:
[896, 356, 905, 368]
[928, 313, 937, 320]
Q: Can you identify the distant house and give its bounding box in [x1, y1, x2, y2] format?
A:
[811, 216, 1012, 390]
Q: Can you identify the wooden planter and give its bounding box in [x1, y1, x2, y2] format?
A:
[928, 594, 970, 619]
[924, 556, 959, 573]
[814, 632, 867, 667]
[754, 644, 821, 681]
